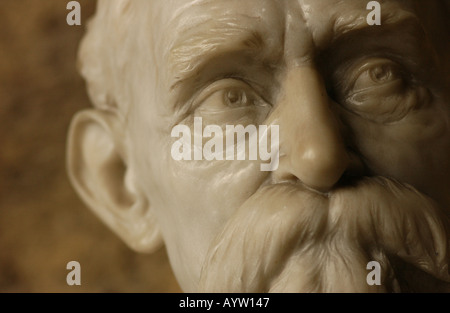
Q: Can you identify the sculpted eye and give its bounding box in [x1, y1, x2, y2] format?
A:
[224, 88, 249, 107]
[194, 79, 269, 111]
[350, 59, 405, 94]
[370, 64, 397, 82]
[192, 78, 271, 124]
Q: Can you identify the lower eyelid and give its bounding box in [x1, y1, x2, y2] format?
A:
[348, 79, 404, 98]
[196, 105, 271, 124]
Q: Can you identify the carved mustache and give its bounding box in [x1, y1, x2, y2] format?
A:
[198, 177, 450, 292]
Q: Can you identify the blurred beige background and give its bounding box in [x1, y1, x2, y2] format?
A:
[0, 0, 181, 292]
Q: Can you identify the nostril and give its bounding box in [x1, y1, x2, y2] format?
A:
[271, 157, 300, 184]
[336, 151, 367, 187]
[336, 171, 360, 188]
[272, 147, 352, 192]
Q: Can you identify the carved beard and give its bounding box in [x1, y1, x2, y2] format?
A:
[198, 177, 450, 292]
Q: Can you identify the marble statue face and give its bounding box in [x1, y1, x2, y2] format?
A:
[67, 0, 450, 292]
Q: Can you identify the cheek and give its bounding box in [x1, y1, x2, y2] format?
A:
[161, 147, 269, 232]
[157, 129, 274, 231]
[145, 137, 270, 290]
[346, 107, 450, 194]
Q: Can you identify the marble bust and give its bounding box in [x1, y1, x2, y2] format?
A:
[67, 0, 450, 292]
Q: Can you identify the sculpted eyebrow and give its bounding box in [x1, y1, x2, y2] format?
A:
[318, 10, 426, 69]
[168, 18, 265, 91]
[331, 8, 421, 44]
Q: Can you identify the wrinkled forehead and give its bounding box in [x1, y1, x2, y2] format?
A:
[155, 0, 417, 51]
[146, 0, 417, 65]
[142, 0, 418, 85]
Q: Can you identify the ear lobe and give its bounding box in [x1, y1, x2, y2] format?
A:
[67, 109, 163, 253]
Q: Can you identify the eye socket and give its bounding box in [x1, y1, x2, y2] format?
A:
[331, 57, 426, 123]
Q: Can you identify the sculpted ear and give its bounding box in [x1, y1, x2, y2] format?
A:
[67, 109, 163, 253]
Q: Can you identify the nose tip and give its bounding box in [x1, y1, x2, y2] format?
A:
[296, 146, 350, 192]
[275, 139, 350, 193]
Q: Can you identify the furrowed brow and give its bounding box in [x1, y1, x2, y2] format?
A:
[168, 17, 265, 90]
[331, 7, 420, 44]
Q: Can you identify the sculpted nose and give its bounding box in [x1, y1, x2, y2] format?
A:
[273, 67, 350, 192]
